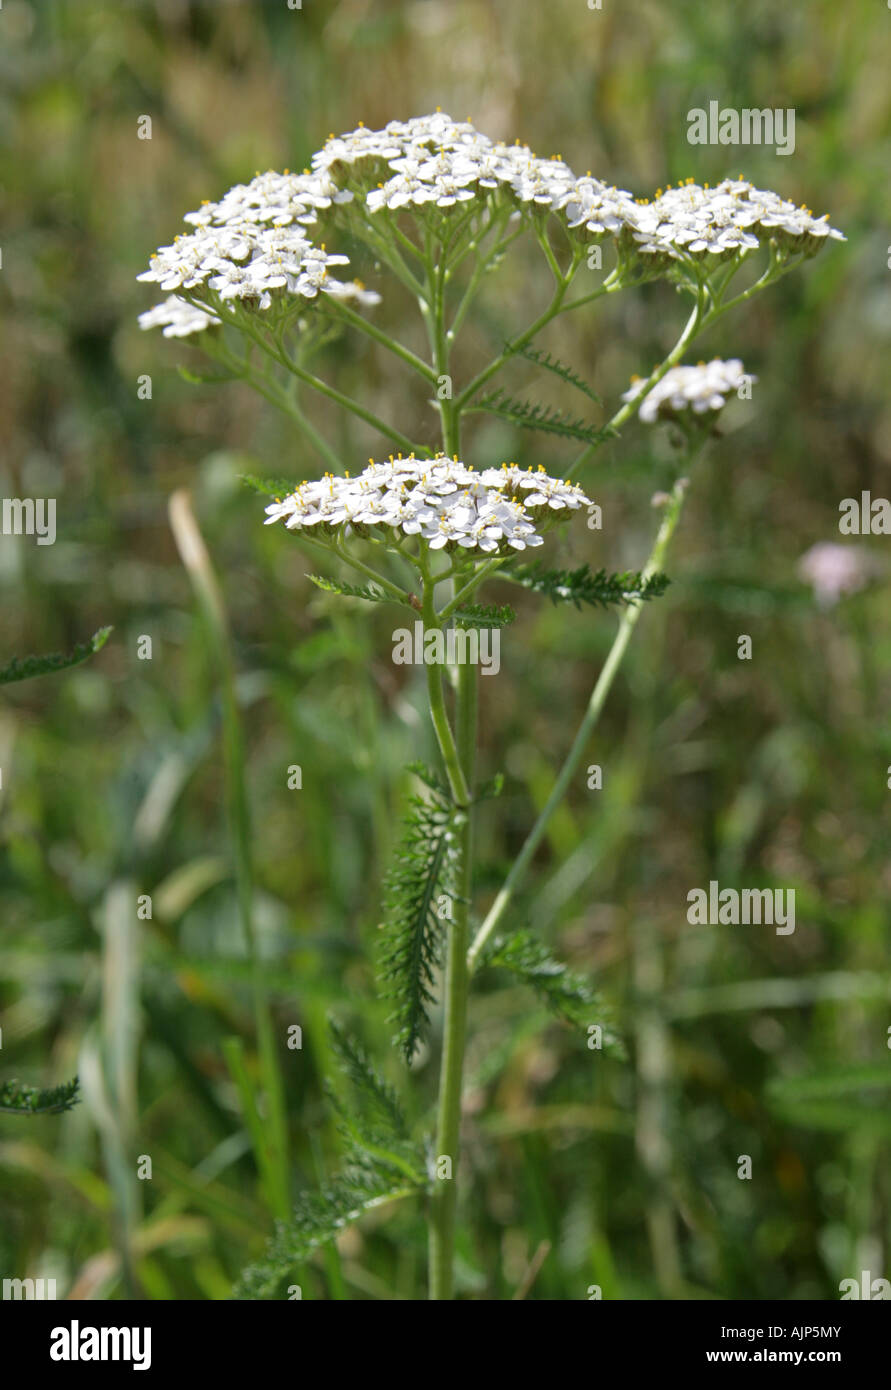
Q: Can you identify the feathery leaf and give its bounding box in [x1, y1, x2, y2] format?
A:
[468, 388, 614, 447]
[453, 603, 515, 630]
[328, 1019, 407, 1140]
[0, 1077, 81, 1116]
[481, 931, 624, 1053]
[515, 346, 602, 404]
[502, 561, 670, 610]
[233, 1149, 425, 1299]
[0, 628, 112, 688]
[376, 775, 459, 1062]
[307, 574, 391, 605]
[240, 473, 300, 498]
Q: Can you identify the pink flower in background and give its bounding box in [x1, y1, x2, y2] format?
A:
[798, 542, 874, 608]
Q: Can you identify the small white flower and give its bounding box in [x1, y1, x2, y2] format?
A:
[138, 296, 221, 337]
[623, 359, 752, 423]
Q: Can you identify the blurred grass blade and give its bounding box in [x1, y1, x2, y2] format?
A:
[168, 489, 290, 1222]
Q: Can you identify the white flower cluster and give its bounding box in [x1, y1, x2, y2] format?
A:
[312, 114, 844, 254]
[622, 359, 751, 423]
[183, 168, 352, 230]
[263, 454, 591, 554]
[314, 111, 593, 217]
[628, 177, 846, 259]
[139, 115, 844, 337]
[138, 169, 378, 336]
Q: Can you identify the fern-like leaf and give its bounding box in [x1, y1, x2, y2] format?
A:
[0, 1077, 81, 1115]
[233, 1148, 425, 1299]
[240, 473, 300, 499]
[481, 931, 623, 1053]
[0, 628, 112, 688]
[376, 775, 458, 1062]
[328, 1019, 407, 1140]
[307, 574, 391, 604]
[502, 561, 670, 610]
[452, 603, 515, 630]
[468, 389, 613, 447]
[515, 346, 602, 404]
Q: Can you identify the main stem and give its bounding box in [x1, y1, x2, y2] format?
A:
[428, 659, 475, 1299]
[426, 254, 477, 1294]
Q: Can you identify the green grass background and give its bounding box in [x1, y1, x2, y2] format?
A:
[1, 0, 890, 1299]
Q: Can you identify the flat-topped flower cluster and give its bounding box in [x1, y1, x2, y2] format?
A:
[263, 454, 591, 554]
[623, 359, 751, 423]
[137, 170, 378, 336]
[620, 178, 844, 259]
[318, 114, 844, 257]
[138, 112, 844, 338]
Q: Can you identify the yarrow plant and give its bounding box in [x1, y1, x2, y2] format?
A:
[140, 111, 844, 1300]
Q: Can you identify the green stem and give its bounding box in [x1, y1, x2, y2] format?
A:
[421, 259, 478, 1297]
[201, 335, 344, 472]
[321, 299, 439, 384]
[422, 581, 470, 809]
[187, 293, 425, 457]
[329, 534, 415, 606]
[454, 260, 580, 413]
[447, 210, 512, 342]
[466, 473, 691, 973]
[439, 557, 510, 621]
[565, 293, 706, 480]
[428, 661, 475, 1300]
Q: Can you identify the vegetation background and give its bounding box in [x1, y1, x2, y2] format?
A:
[1, 0, 890, 1300]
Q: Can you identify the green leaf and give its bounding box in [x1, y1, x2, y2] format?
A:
[515, 346, 602, 404]
[0, 1076, 80, 1116]
[328, 1019, 407, 1141]
[453, 603, 515, 630]
[376, 777, 459, 1063]
[481, 930, 624, 1053]
[233, 1150, 424, 1299]
[502, 561, 670, 610]
[0, 627, 112, 688]
[306, 574, 389, 605]
[178, 365, 240, 385]
[241, 473, 300, 499]
[474, 771, 505, 803]
[468, 388, 614, 447]
[405, 761, 450, 800]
